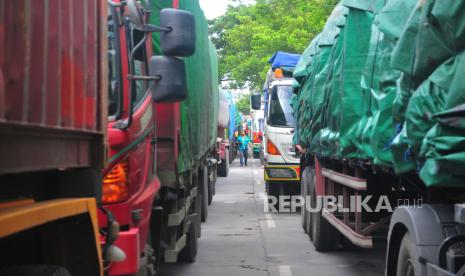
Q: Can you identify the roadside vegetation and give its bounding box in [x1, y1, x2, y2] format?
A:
[209, 0, 338, 89]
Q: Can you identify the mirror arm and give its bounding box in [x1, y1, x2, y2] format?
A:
[128, 75, 161, 81]
[142, 24, 172, 33]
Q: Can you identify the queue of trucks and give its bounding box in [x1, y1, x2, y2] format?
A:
[289, 1, 465, 275]
[0, 0, 227, 275]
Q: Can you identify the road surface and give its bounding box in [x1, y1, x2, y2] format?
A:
[160, 158, 386, 276]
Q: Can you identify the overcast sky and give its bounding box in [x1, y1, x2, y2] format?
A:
[199, 0, 255, 19]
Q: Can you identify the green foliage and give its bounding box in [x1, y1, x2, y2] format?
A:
[236, 93, 251, 115]
[209, 0, 338, 89]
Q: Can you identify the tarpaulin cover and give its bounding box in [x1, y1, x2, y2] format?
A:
[268, 51, 301, 70]
[150, 0, 219, 173]
[293, 0, 465, 188]
[218, 90, 230, 128]
[224, 91, 240, 140]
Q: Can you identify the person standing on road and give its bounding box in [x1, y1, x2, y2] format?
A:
[237, 130, 252, 166]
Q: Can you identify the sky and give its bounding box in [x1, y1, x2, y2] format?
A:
[199, 0, 255, 19]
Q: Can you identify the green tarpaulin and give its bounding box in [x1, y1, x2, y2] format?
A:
[150, 0, 219, 174]
[293, 0, 465, 188]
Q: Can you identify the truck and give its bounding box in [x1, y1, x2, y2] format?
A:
[293, 1, 465, 275]
[100, 0, 219, 275]
[226, 91, 240, 163]
[250, 109, 264, 159]
[217, 90, 231, 177]
[0, 1, 111, 275]
[252, 51, 302, 204]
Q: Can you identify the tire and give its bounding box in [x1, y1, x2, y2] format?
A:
[301, 168, 308, 232]
[306, 168, 315, 239]
[267, 182, 282, 212]
[217, 148, 230, 177]
[178, 219, 198, 263]
[311, 172, 340, 251]
[206, 165, 213, 205]
[201, 166, 208, 222]
[396, 233, 419, 276]
[212, 168, 217, 195]
[0, 266, 72, 276]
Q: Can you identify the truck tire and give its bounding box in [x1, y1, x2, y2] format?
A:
[212, 167, 216, 195]
[266, 181, 282, 211]
[312, 209, 339, 251]
[0, 266, 72, 276]
[217, 148, 229, 177]
[201, 166, 209, 222]
[178, 220, 198, 263]
[311, 176, 340, 251]
[306, 168, 316, 239]
[253, 151, 260, 159]
[396, 233, 419, 276]
[301, 168, 308, 232]
[206, 165, 213, 205]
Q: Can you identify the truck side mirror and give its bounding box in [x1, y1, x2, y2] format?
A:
[149, 56, 188, 103]
[126, 0, 144, 27]
[251, 93, 261, 110]
[160, 8, 196, 57]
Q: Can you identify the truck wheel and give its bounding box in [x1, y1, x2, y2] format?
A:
[311, 178, 340, 251]
[217, 148, 230, 177]
[201, 166, 209, 222]
[0, 266, 72, 276]
[396, 233, 419, 276]
[267, 182, 282, 211]
[206, 165, 213, 205]
[178, 220, 198, 263]
[229, 147, 234, 164]
[306, 168, 316, 239]
[301, 168, 308, 232]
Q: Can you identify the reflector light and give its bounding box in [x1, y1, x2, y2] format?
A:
[267, 139, 281, 156]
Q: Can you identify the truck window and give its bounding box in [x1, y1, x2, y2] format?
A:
[108, 17, 122, 119]
[126, 22, 149, 109]
[267, 85, 295, 127]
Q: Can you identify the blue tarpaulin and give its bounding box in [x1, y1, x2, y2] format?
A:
[268, 51, 301, 69]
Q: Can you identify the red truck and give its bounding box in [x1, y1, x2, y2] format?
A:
[0, 1, 111, 275]
[101, 0, 219, 275]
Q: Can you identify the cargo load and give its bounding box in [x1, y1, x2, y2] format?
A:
[293, 0, 465, 188]
[151, 0, 219, 174]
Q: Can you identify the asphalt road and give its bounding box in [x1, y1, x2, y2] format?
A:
[160, 158, 386, 276]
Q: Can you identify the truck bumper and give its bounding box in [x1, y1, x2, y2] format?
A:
[0, 198, 103, 276]
[107, 228, 140, 275]
[264, 164, 300, 181]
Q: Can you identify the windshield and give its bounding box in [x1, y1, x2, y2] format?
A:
[107, 13, 121, 119]
[267, 85, 295, 127]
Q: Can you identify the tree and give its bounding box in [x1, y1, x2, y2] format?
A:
[209, 0, 338, 89]
[236, 93, 251, 115]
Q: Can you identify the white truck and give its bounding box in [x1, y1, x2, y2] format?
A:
[252, 52, 302, 206]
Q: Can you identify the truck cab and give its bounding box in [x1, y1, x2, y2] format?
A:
[100, 1, 197, 274]
[262, 75, 300, 203]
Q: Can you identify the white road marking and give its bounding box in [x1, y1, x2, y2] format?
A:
[264, 214, 275, 228]
[223, 201, 236, 204]
[258, 192, 265, 200]
[279, 265, 292, 276]
[255, 179, 262, 186]
[254, 170, 259, 175]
